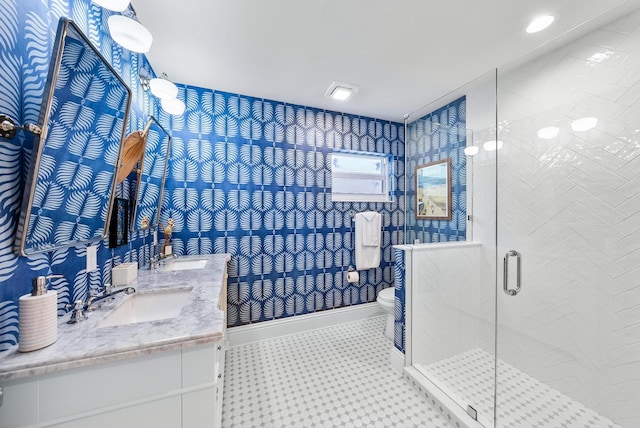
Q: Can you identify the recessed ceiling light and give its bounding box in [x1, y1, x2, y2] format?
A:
[325, 81, 359, 101]
[464, 146, 479, 156]
[526, 15, 555, 33]
[331, 86, 352, 100]
[537, 126, 559, 139]
[571, 117, 598, 132]
[483, 140, 504, 151]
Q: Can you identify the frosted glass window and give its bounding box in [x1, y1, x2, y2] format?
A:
[332, 155, 382, 175]
[331, 152, 392, 202]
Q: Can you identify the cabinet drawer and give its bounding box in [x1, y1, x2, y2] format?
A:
[40, 350, 181, 420]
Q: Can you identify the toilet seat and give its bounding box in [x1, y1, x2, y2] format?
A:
[377, 287, 394, 304]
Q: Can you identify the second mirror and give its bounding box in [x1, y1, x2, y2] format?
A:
[129, 116, 170, 232]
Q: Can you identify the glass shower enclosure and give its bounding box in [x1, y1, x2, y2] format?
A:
[405, 7, 640, 427]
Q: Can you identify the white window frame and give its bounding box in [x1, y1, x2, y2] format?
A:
[330, 151, 393, 203]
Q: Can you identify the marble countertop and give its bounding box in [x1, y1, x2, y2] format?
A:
[0, 254, 230, 382]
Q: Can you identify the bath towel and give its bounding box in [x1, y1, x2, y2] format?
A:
[355, 211, 382, 270]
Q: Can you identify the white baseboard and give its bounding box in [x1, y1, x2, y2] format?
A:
[227, 303, 384, 347]
[389, 346, 405, 375]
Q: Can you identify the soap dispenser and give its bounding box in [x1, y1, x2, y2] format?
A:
[18, 275, 62, 352]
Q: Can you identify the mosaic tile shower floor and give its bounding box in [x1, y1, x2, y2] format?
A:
[421, 348, 620, 428]
[222, 316, 456, 428]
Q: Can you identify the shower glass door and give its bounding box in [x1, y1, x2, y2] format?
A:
[407, 70, 499, 427]
[496, 8, 640, 427]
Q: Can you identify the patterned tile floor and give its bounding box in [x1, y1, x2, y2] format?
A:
[421, 348, 620, 428]
[222, 316, 456, 428]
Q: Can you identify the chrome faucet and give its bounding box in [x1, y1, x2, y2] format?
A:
[148, 245, 178, 270]
[148, 243, 165, 270]
[85, 286, 136, 311]
[66, 287, 136, 323]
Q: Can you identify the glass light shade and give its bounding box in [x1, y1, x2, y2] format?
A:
[571, 117, 598, 132]
[149, 77, 178, 99]
[526, 15, 555, 33]
[108, 15, 153, 53]
[92, 0, 130, 11]
[161, 97, 186, 115]
[537, 126, 560, 139]
[464, 146, 479, 156]
[483, 140, 504, 151]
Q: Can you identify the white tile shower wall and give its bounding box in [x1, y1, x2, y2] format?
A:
[495, 9, 640, 427]
[410, 243, 495, 369]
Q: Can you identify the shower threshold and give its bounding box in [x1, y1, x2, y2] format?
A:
[414, 348, 620, 428]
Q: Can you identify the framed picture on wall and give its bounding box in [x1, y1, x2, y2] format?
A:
[415, 159, 452, 220]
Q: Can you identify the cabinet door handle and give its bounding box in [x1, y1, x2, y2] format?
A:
[503, 250, 522, 296]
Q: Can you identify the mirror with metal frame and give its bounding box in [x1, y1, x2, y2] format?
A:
[128, 116, 170, 232]
[14, 18, 131, 256]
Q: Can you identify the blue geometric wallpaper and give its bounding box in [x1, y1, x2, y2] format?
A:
[0, 0, 159, 352]
[0, 0, 406, 353]
[0, 1, 466, 355]
[160, 85, 406, 326]
[393, 247, 406, 352]
[406, 97, 467, 243]
[393, 97, 468, 353]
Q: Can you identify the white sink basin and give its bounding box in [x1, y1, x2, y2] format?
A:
[162, 259, 208, 271]
[97, 288, 193, 328]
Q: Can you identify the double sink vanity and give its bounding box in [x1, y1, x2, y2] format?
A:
[0, 254, 230, 428]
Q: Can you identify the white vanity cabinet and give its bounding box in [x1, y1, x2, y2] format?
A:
[0, 254, 230, 428]
[0, 341, 226, 428]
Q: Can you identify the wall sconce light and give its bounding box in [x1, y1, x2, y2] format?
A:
[161, 97, 186, 116]
[140, 71, 185, 116]
[106, 6, 153, 53]
[92, 0, 130, 12]
[140, 72, 178, 99]
[149, 75, 178, 100]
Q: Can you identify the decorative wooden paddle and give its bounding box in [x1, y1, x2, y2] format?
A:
[116, 118, 153, 183]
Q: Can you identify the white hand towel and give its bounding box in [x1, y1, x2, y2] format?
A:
[361, 211, 381, 246]
[355, 211, 382, 270]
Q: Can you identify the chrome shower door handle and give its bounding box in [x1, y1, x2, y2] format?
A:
[503, 250, 522, 296]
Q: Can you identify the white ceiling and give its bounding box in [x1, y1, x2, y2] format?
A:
[133, 0, 640, 122]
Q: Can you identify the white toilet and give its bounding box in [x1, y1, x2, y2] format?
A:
[377, 287, 395, 340]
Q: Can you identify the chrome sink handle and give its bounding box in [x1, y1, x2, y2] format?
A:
[503, 250, 522, 296]
[66, 300, 87, 324]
